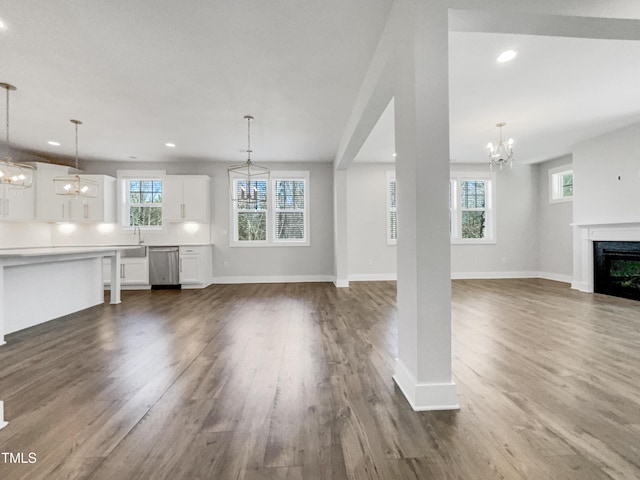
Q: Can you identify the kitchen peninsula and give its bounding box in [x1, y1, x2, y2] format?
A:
[0, 245, 135, 345]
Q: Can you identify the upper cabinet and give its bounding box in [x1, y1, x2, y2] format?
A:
[163, 175, 210, 222]
[0, 184, 35, 221]
[70, 175, 116, 223]
[35, 163, 72, 222]
[36, 163, 116, 223]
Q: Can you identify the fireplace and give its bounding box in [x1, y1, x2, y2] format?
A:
[594, 241, 640, 300]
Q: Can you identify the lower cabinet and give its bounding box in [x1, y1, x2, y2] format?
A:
[103, 257, 149, 286]
[179, 245, 212, 287]
[103, 245, 211, 289]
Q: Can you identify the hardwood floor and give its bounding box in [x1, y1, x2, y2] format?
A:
[0, 279, 639, 479]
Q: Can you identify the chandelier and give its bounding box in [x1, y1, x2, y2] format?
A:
[53, 119, 99, 198]
[487, 122, 514, 170]
[0, 82, 34, 188]
[227, 115, 269, 209]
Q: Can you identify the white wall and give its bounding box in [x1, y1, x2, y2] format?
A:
[82, 159, 335, 282]
[573, 121, 640, 225]
[450, 163, 539, 278]
[536, 155, 573, 281]
[347, 163, 397, 280]
[1, 156, 575, 282]
[344, 162, 540, 279]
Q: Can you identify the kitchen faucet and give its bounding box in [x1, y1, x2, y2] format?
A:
[133, 226, 144, 244]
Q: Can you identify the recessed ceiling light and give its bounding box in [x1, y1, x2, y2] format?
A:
[165, 143, 176, 148]
[497, 50, 517, 63]
[392, 153, 397, 157]
[48, 141, 61, 146]
[0, 18, 6, 30]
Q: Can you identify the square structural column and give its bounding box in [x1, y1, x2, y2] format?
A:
[333, 169, 349, 288]
[392, 0, 458, 411]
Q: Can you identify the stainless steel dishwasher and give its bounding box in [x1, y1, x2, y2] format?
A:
[148, 246, 180, 289]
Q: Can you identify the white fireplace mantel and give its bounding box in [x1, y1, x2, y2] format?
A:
[572, 222, 640, 292]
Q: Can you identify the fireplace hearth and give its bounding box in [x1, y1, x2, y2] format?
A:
[594, 241, 640, 301]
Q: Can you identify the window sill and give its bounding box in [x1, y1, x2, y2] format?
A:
[549, 197, 573, 204]
[230, 241, 310, 248]
[451, 238, 497, 245]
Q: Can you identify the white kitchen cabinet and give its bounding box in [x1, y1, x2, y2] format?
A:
[69, 175, 116, 223]
[35, 163, 73, 222]
[0, 184, 35, 221]
[164, 175, 210, 222]
[36, 163, 116, 223]
[103, 257, 149, 286]
[179, 245, 212, 287]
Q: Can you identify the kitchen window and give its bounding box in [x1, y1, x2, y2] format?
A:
[230, 171, 309, 246]
[124, 178, 163, 228]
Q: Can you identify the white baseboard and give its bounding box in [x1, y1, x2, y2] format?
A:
[451, 271, 539, 280]
[212, 275, 334, 285]
[392, 359, 459, 411]
[572, 281, 592, 292]
[538, 271, 573, 284]
[180, 283, 212, 290]
[344, 271, 573, 284]
[334, 279, 350, 288]
[348, 273, 397, 281]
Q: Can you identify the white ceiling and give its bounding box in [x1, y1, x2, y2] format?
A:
[356, 31, 640, 164]
[2, 2, 640, 166]
[0, 0, 392, 163]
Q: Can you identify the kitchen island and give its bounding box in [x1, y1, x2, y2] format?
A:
[0, 246, 135, 345]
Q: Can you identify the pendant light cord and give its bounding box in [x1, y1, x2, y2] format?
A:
[246, 115, 252, 162]
[4, 86, 9, 155]
[74, 121, 79, 170]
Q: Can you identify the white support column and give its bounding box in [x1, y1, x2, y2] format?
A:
[110, 250, 122, 304]
[0, 401, 7, 430]
[392, 0, 458, 411]
[333, 169, 349, 288]
[0, 263, 5, 346]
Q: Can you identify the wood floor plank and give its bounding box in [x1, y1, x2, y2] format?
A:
[1, 279, 640, 479]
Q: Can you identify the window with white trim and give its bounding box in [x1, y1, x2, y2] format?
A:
[450, 173, 495, 243]
[233, 179, 268, 241]
[230, 171, 309, 246]
[549, 166, 573, 203]
[386, 172, 397, 245]
[273, 178, 306, 242]
[124, 178, 163, 228]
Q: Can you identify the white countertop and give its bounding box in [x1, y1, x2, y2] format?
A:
[0, 245, 139, 258]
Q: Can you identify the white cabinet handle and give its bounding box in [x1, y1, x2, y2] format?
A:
[181, 204, 185, 218]
[5, 198, 8, 216]
[179, 258, 183, 272]
[84, 203, 89, 219]
[120, 264, 125, 279]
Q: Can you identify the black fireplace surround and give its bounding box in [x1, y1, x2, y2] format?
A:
[594, 241, 640, 301]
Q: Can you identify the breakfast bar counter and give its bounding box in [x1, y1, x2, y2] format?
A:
[0, 246, 136, 345]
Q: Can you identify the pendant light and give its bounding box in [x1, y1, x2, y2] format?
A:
[53, 119, 99, 198]
[0, 82, 34, 188]
[227, 115, 269, 209]
[487, 122, 514, 170]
